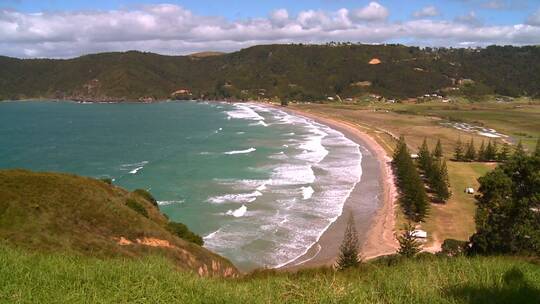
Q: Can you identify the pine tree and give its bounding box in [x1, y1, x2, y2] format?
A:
[418, 138, 432, 174]
[433, 139, 443, 159]
[465, 139, 476, 161]
[336, 214, 360, 270]
[454, 137, 464, 161]
[498, 143, 510, 162]
[491, 141, 498, 161]
[393, 135, 429, 222]
[484, 140, 496, 161]
[398, 223, 421, 258]
[433, 159, 451, 203]
[514, 140, 526, 158]
[478, 141, 486, 161]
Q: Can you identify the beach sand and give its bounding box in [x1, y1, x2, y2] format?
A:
[275, 106, 399, 269]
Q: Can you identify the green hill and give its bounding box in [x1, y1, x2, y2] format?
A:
[1, 247, 539, 303]
[1, 44, 539, 101]
[0, 169, 237, 277]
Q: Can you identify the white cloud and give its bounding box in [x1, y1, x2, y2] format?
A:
[351, 2, 389, 22]
[270, 9, 290, 28]
[527, 9, 540, 26]
[454, 11, 482, 26]
[413, 6, 440, 18]
[0, 4, 539, 58]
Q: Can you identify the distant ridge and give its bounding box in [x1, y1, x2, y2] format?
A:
[0, 44, 539, 101]
[188, 51, 226, 58]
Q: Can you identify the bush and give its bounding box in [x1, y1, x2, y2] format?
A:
[125, 199, 148, 218]
[133, 189, 158, 207]
[166, 222, 204, 246]
[100, 178, 113, 185]
[441, 239, 467, 256]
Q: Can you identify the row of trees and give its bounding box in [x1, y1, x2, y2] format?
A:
[392, 136, 429, 222]
[418, 139, 451, 203]
[454, 138, 519, 162]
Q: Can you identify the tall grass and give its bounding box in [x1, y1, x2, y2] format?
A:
[1, 247, 539, 303]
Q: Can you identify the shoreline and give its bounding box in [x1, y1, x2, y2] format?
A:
[273, 105, 399, 269]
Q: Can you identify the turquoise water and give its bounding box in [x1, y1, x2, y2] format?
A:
[0, 101, 362, 270]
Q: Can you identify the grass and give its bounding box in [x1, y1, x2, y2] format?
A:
[0, 169, 236, 275]
[421, 162, 493, 246]
[376, 100, 540, 150]
[1, 246, 539, 303]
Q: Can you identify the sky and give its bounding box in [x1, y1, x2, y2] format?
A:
[1, 0, 540, 58]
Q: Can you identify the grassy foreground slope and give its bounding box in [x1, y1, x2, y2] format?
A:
[1, 247, 539, 303]
[0, 170, 237, 277]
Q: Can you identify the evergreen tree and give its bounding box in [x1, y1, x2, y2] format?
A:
[393, 135, 430, 222]
[398, 223, 422, 258]
[491, 141, 498, 161]
[336, 214, 360, 270]
[478, 141, 486, 161]
[433, 139, 443, 159]
[417, 138, 432, 175]
[454, 137, 464, 161]
[465, 139, 476, 161]
[498, 143, 510, 162]
[468, 154, 540, 255]
[484, 140, 496, 161]
[535, 138, 540, 157]
[514, 141, 526, 158]
[433, 159, 451, 203]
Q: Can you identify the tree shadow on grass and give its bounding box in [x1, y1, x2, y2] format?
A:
[447, 267, 540, 304]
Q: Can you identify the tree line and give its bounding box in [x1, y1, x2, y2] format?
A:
[454, 138, 525, 162]
[392, 136, 430, 222]
[417, 139, 451, 203]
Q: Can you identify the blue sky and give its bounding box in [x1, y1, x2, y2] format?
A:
[1, 0, 539, 58]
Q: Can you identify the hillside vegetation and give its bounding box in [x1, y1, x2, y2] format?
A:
[1, 247, 539, 303]
[1, 44, 539, 101]
[0, 170, 237, 277]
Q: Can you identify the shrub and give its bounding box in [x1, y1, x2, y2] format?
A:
[167, 222, 204, 246]
[125, 199, 148, 218]
[100, 178, 113, 185]
[441, 239, 467, 256]
[133, 189, 158, 207]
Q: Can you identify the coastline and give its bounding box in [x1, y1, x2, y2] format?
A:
[273, 105, 399, 269]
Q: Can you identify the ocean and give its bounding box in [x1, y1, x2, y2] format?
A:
[0, 100, 362, 270]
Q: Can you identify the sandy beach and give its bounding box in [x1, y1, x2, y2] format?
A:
[274, 105, 399, 269]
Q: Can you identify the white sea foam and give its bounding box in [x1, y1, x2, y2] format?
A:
[224, 147, 256, 155]
[129, 166, 144, 174]
[226, 205, 248, 217]
[270, 164, 315, 186]
[204, 228, 222, 240]
[226, 104, 265, 121]
[301, 186, 315, 200]
[157, 200, 185, 206]
[205, 103, 364, 269]
[207, 190, 262, 204]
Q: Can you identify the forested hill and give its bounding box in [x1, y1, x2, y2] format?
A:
[1, 44, 539, 101]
